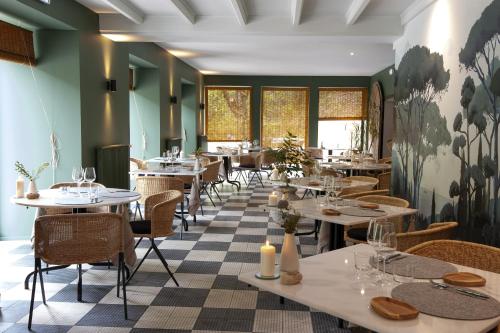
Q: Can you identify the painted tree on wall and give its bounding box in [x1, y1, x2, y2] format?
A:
[456, 0, 500, 243]
[394, 45, 451, 211]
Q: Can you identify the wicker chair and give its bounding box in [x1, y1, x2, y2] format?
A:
[344, 195, 410, 245]
[47, 182, 108, 215]
[339, 176, 379, 196]
[378, 157, 392, 164]
[135, 176, 183, 218]
[340, 189, 389, 199]
[396, 222, 458, 251]
[405, 240, 500, 274]
[128, 190, 183, 286]
[234, 154, 264, 188]
[201, 160, 223, 206]
[260, 149, 276, 174]
[320, 168, 342, 177]
[130, 157, 147, 170]
[29, 213, 128, 329]
[377, 172, 391, 190]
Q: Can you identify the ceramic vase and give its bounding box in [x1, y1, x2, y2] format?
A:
[193, 158, 200, 171]
[28, 180, 37, 194]
[280, 232, 299, 273]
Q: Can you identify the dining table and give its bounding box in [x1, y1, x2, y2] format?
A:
[203, 152, 243, 190]
[266, 176, 376, 196]
[262, 198, 417, 252]
[11, 187, 141, 289]
[323, 161, 391, 175]
[239, 243, 500, 333]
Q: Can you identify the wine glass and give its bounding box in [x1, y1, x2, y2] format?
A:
[330, 177, 343, 207]
[72, 167, 83, 196]
[84, 167, 96, 200]
[172, 146, 179, 160]
[377, 221, 397, 285]
[320, 176, 331, 207]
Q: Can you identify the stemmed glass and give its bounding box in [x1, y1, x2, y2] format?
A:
[320, 176, 332, 207]
[84, 167, 96, 201]
[172, 146, 179, 160]
[377, 221, 397, 285]
[330, 177, 343, 207]
[72, 167, 83, 196]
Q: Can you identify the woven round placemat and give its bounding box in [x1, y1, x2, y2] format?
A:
[370, 255, 457, 279]
[338, 206, 387, 217]
[392, 282, 500, 320]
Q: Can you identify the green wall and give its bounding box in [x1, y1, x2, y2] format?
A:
[0, 0, 203, 239]
[0, 30, 82, 239]
[181, 83, 197, 155]
[203, 76, 371, 146]
[130, 68, 161, 160]
[370, 65, 395, 98]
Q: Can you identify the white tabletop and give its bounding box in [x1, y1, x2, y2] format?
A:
[268, 177, 376, 192]
[323, 162, 391, 171]
[11, 188, 141, 209]
[146, 157, 196, 164]
[239, 244, 500, 333]
[130, 167, 206, 177]
[262, 199, 417, 226]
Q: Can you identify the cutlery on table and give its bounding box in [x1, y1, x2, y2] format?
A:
[378, 253, 404, 263]
[430, 280, 489, 299]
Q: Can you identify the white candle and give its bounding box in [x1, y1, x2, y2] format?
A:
[268, 191, 278, 206]
[16, 176, 24, 198]
[260, 240, 276, 277]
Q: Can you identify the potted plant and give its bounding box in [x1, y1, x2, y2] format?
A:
[15, 161, 49, 199]
[266, 132, 313, 199]
[277, 200, 302, 285]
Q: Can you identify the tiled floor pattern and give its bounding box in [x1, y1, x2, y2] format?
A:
[0, 178, 353, 333]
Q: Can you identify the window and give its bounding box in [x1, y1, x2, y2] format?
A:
[261, 87, 309, 148]
[318, 88, 367, 120]
[205, 87, 252, 142]
[317, 88, 367, 152]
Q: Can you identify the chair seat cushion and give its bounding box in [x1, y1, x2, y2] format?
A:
[346, 227, 368, 241]
[130, 220, 151, 234]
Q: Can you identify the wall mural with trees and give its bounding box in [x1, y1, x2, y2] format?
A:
[393, 0, 500, 245]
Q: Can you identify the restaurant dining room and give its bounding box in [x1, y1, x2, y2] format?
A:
[1, 0, 500, 332]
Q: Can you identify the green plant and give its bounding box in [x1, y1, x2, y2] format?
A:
[15, 161, 49, 181]
[281, 209, 301, 234]
[266, 132, 313, 185]
[193, 147, 203, 158]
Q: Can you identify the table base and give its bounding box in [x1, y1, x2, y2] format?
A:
[329, 223, 345, 250]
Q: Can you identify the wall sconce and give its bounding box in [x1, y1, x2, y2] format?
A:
[199, 103, 205, 110]
[170, 96, 178, 104]
[106, 79, 117, 92]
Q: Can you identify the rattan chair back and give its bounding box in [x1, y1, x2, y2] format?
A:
[130, 158, 147, 170]
[357, 195, 410, 232]
[397, 222, 458, 251]
[202, 160, 222, 183]
[378, 172, 391, 190]
[143, 190, 183, 238]
[34, 213, 123, 265]
[136, 176, 184, 205]
[261, 150, 276, 168]
[405, 239, 500, 274]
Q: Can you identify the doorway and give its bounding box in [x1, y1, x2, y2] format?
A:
[181, 81, 197, 155]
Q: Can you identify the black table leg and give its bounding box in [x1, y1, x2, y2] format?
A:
[328, 223, 345, 251]
[222, 156, 240, 191]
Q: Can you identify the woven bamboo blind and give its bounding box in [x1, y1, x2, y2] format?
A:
[205, 87, 252, 141]
[0, 20, 35, 65]
[261, 87, 309, 148]
[318, 88, 368, 120]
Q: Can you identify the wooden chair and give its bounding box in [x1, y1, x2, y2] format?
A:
[201, 160, 223, 206]
[128, 190, 183, 285]
[344, 195, 410, 245]
[405, 240, 500, 274]
[396, 222, 458, 251]
[340, 189, 389, 199]
[29, 213, 127, 329]
[377, 172, 391, 190]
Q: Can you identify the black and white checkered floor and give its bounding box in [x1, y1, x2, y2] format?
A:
[0, 180, 355, 333]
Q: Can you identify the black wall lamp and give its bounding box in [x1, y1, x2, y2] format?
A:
[199, 103, 205, 110]
[106, 79, 117, 92]
[170, 96, 178, 104]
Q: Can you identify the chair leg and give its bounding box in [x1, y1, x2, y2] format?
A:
[77, 264, 83, 302]
[117, 255, 122, 297]
[120, 253, 128, 320]
[127, 245, 153, 284]
[38, 260, 46, 305]
[211, 184, 222, 201]
[134, 237, 144, 249]
[202, 185, 216, 207]
[256, 172, 265, 188]
[28, 258, 40, 330]
[151, 239, 179, 287]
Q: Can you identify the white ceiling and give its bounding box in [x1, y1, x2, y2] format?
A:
[76, 0, 420, 76]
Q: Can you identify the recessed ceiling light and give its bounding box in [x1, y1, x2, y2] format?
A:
[101, 34, 133, 42]
[349, 52, 355, 56]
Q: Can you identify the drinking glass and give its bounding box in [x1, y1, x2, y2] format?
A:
[84, 167, 96, 200]
[172, 146, 179, 159]
[393, 262, 415, 284]
[354, 250, 372, 281]
[377, 221, 397, 284]
[320, 176, 331, 207]
[330, 177, 343, 207]
[72, 167, 83, 196]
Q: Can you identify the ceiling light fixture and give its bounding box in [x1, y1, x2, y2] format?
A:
[349, 52, 355, 56]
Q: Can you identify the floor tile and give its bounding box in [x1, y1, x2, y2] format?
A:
[18, 302, 95, 326]
[75, 304, 147, 327]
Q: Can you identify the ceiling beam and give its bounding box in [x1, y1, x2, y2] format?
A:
[169, 0, 196, 24]
[345, 0, 370, 25]
[102, 0, 144, 24]
[291, 0, 304, 26]
[229, 0, 248, 26]
[400, 0, 437, 26]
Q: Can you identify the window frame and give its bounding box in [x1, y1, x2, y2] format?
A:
[318, 87, 368, 121]
[204, 86, 253, 142]
[260, 86, 310, 147]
